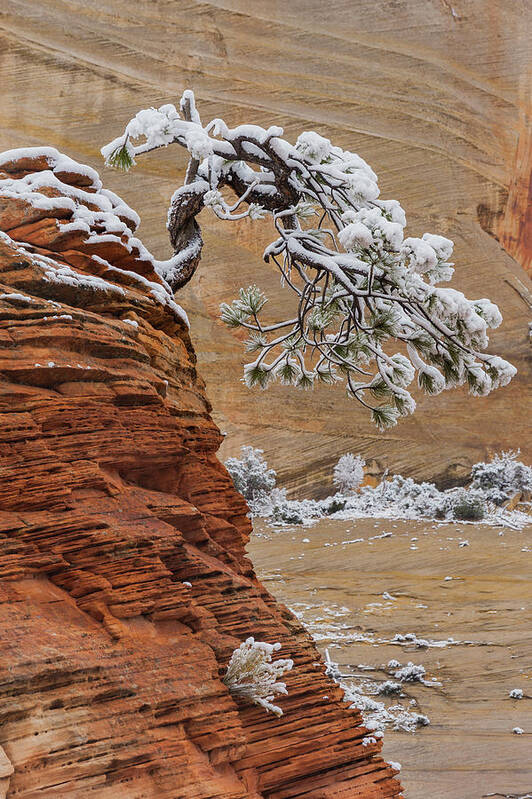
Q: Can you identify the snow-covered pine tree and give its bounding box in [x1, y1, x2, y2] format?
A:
[224, 446, 277, 501]
[333, 453, 366, 493]
[102, 91, 516, 429]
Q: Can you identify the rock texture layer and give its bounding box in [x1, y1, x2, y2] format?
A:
[0, 0, 530, 496]
[0, 151, 402, 798]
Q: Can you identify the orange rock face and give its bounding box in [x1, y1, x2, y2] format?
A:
[0, 151, 402, 798]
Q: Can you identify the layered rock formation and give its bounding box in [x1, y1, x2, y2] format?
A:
[0, 150, 402, 798]
[0, 0, 530, 496]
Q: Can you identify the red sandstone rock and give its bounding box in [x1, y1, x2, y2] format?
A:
[0, 151, 403, 798]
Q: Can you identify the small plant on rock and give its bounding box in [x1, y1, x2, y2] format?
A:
[223, 637, 293, 717]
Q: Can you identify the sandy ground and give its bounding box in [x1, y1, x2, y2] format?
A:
[248, 517, 532, 799]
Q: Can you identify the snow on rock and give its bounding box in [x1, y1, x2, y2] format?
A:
[0, 146, 102, 190]
[324, 652, 431, 736]
[0, 147, 189, 327]
[0, 292, 33, 302]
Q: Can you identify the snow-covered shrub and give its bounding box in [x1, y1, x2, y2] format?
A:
[270, 491, 308, 525]
[265, 491, 350, 525]
[470, 450, 532, 505]
[448, 488, 486, 521]
[380, 475, 444, 517]
[322, 496, 347, 514]
[377, 681, 402, 696]
[333, 453, 365, 493]
[245, 486, 282, 517]
[223, 637, 293, 717]
[393, 662, 426, 682]
[341, 474, 445, 519]
[326, 652, 431, 735]
[225, 446, 276, 501]
[336, 475, 492, 524]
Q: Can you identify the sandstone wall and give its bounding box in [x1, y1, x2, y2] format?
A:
[0, 150, 402, 798]
[0, 0, 530, 494]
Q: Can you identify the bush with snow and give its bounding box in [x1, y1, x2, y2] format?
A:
[447, 488, 486, 521]
[333, 453, 365, 493]
[377, 681, 403, 696]
[223, 637, 293, 717]
[269, 489, 309, 525]
[342, 475, 488, 523]
[230, 445, 529, 530]
[103, 90, 515, 432]
[393, 662, 426, 683]
[470, 450, 532, 505]
[250, 485, 348, 525]
[225, 446, 277, 501]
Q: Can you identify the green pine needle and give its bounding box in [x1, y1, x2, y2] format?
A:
[418, 370, 436, 395]
[106, 142, 134, 172]
[371, 405, 398, 430]
[369, 377, 391, 400]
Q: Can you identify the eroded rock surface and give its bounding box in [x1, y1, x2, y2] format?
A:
[0, 150, 402, 798]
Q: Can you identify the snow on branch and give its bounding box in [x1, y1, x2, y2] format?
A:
[223, 637, 293, 717]
[102, 92, 516, 429]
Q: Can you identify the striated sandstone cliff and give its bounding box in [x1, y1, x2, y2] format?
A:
[0, 0, 530, 496]
[0, 150, 402, 798]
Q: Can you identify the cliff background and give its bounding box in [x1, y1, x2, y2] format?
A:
[0, 0, 530, 496]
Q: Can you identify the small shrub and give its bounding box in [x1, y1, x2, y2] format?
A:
[225, 446, 276, 501]
[271, 499, 306, 525]
[450, 488, 486, 521]
[323, 497, 347, 514]
[223, 637, 293, 716]
[394, 662, 426, 683]
[333, 453, 365, 493]
[377, 681, 402, 696]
